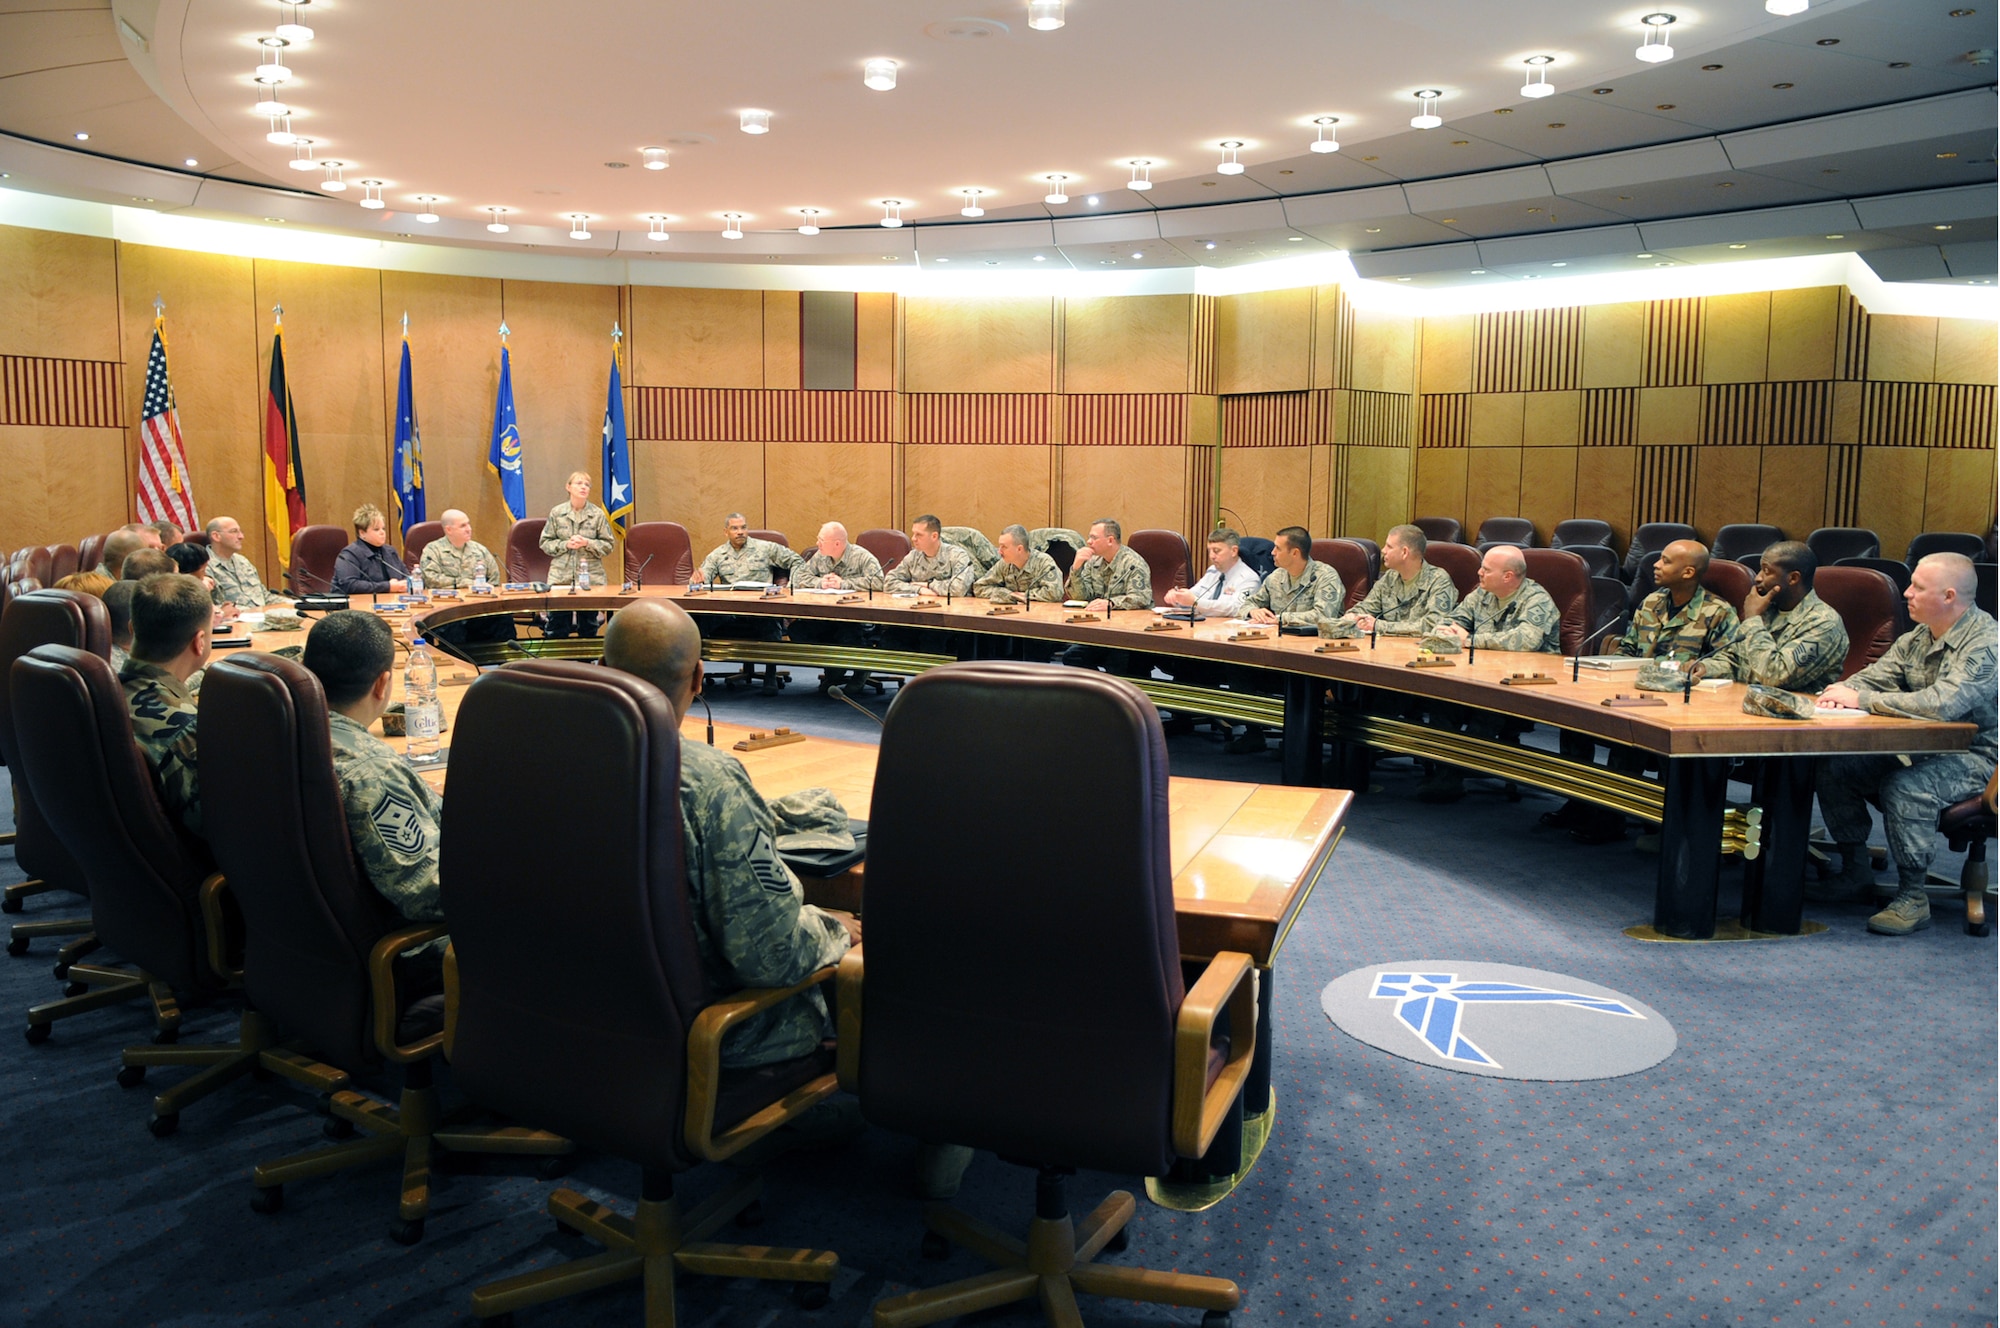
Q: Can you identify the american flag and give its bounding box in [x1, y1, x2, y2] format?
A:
[136, 327, 198, 529]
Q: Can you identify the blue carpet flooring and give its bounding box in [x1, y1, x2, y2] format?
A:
[1, 669, 1992, 1326]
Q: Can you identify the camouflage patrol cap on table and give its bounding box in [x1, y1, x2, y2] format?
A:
[1741, 683, 1816, 720]
[1418, 633, 1462, 655]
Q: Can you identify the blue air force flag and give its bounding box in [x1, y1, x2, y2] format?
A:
[486, 346, 525, 521]
[391, 338, 425, 538]
[601, 355, 633, 535]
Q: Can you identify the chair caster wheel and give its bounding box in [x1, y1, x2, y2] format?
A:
[148, 1112, 179, 1139]
[0, 896, 21, 914]
[1105, 1225, 1130, 1253]
[791, 1282, 830, 1310]
[735, 1199, 764, 1229]
[24, 1022, 50, 1044]
[1201, 1312, 1232, 1328]
[389, 1217, 425, 1245]
[152, 1027, 180, 1045]
[534, 1153, 572, 1180]
[117, 1064, 147, 1088]
[251, 1185, 284, 1215]
[64, 981, 87, 998]
[1971, 920, 1992, 938]
[920, 1230, 951, 1261]
[7, 936, 28, 957]
[323, 1116, 357, 1141]
[52, 961, 69, 979]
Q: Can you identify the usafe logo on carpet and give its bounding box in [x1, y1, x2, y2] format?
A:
[1321, 960, 1677, 1082]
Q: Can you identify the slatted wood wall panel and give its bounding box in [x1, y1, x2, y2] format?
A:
[1349, 390, 1411, 447]
[0, 356, 124, 428]
[1858, 382, 1935, 448]
[1184, 444, 1217, 538]
[1473, 313, 1522, 394]
[1581, 388, 1639, 446]
[1221, 392, 1313, 447]
[1826, 444, 1864, 525]
[1643, 298, 1705, 388]
[904, 394, 1050, 445]
[1701, 383, 1765, 446]
[1188, 297, 1217, 395]
[1065, 394, 1187, 446]
[1767, 381, 1835, 445]
[1321, 286, 1355, 390]
[1633, 445, 1698, 526]
[1326, 446, 1353, 537]
[1836, 293, 1871, 380]
[1475, 308, 1584, 394]
[1699, 381, 1837, 446]
[1419, 394, 1469, 448]
[1934, 384, 1997, 449]
[626, 388, 895, 441]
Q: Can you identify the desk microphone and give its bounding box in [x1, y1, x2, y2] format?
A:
[626, 552, 655, 592]
[1465, 630, 1473, 666]
[827, 684, 885, 728]
[1370, 617, 1378, 651]
[696, 688, 715, 746]
[1569, 615, 1628, 682]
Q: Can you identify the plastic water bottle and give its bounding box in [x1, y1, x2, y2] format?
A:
[404, 636, 442, 765]
[575, 557, 590, 593]
[472, 557, 489, 595]
[407, 561, 424, 597]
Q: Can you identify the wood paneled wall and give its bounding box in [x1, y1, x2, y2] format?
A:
[1, 221, 1991, 575]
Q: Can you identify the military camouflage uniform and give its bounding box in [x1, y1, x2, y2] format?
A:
[696, 537, 804, 586]
[1348, 563, 1458, 635]
[1444, 579, 1563, 653]
[540, 502, 616, 584]
[1710, 590, 1848, 692]
[1067, 546, 1154, 610]
[418, 538, 501, 589]
[1239, 559, 1344, 628]
[121, 658, 202, 838]
[793, 545, 884, 591]
[1619, 585, 1739, 662]
[888, 544, 977, 597]
[1029, 528, 1088, 559]
[210, 551, 284, 607]
[942, 526, 1000, 572]
[1818, 608, 1998, 889]
[973, 550, 1065, 603]
[327, 711, 446, 949]
[680, 740, 852, 1068]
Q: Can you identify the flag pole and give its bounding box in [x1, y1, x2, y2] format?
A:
[611, 319, 626, 574]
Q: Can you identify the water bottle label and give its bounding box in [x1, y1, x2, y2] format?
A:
[407, 703, 441, 743]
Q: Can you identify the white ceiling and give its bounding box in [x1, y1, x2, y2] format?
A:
[0, 0, 1991, 279]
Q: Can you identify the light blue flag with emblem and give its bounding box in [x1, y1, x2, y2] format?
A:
[390, 337, 425, 538]
[486, 345, 525, 521]
[600, 354, 633, 535]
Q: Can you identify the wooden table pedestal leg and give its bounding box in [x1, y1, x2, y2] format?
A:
[1655, 757, 1730, 939]
[1743, 757, 1815, 935]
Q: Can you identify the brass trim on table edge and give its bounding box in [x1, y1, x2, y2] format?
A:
[1268, 827, 1344, 964]
[1146, 1091, 1277, 1213]
[1623, 918, 1831, 943]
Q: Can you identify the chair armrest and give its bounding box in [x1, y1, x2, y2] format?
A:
[368, 923, 449, 1064]
[198, 873, 242, 983]
[684, 965, 840, 1163]
[1171, 950, 1258, 1159]
[834, 946, 864, 1092]
[441, 942, 459, 1060]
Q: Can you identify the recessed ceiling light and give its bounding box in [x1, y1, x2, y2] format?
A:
[1934, 223, 1954, 230]
[1288, 236, 1304, 242]
[1396, 276, 1412, 282]
[1032, 254, 1047, 261]
[1203, 241, 1216, 249]
[1702, 64, 1723, 71]
[1888, 61, 1912, 67]
[1716, 181, 1735, 187]
[1728, 243, 1748, 249]
[740, 109, 771, 134]
[1131, 251, 1143, 259]
[1950, 8, 1976, 16]
[1441, 217, 1457, 224]
[1636, 252, 1654, 258]
[263, 217, 286, 223]
[1451, 139, 1470, 146]
[1361, 155, 1379, 162]
[1636, 13, 1676, 63]
[1773, 82, 1795, 89]
[881, 255, 898, 260]
[936, 257, 950, 262]
[131, 196, 154, 203]
[74, 131, 89, 140]
[1551, 261, 1567, 266]
[1086, 195, 1099, 205]
[1547, 123, 1566, 129]
[1656, 261, 1671, 266]
[1592, 87, 1614, 95]
[1824, 234, 1844, 240]
[641, 147, 668, 170]
[605, 161, 629, 170]
[1766, 0, 1807, 12]
[1937, 151, 1959, 158]
[863, 58, 898, 91]
[1409, 93, 1442, 130]
[1470, 269, 1486, 274]
[1656, 103, 1677, 110]
[1365, 227, 1381, 233]
[183, 157, 198, 167]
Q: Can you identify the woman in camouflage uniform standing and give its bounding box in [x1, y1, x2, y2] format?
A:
[539, 471, 615, 640]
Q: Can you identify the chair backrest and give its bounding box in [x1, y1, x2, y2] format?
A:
[287, 525, 348, 593]
[46, 544, 79, 583]
[1477, 516, 1538, 548]
[22, 546, 53, 586]
[749, 529, 789, 549]
[1699, 556, 1754, 615]
[0, 590, 109, 891]
[1550, 519, 1615, 551]
[1570, 544, 1620, 579]
[77, 533, 107, 574]
[402, 520, 446, 566]
[1427, 542, 1482, 599]
[622, 521, 694, 585]
[1127, 529, 1192, 606]
[1808, 526, 1880, 565]
[1520, 548, 1590, 655]
[1235, 536, 1276, 579]
[504, 518, 551, 583]
[1814, 565, 1902, 679]
[855, 527, 911, 571]
[184, 530, 211, 548]
[198, 654, 402, 1070]
[1412, 516, 1462, 545]
[1629, 550, 1664, 610]
[1906, 531, 1986, 567]
[1345, 537, 1382, 581]
[1838, 557, 1914, 633]
[1314, 538, 1373, 612]
[1712, 523, 1785, 564]
[1977, 562, 1998, 619]
[442, 661, 707, 1173]
[859, 662, 1185, 1177]
[1625, 523, 1698, 579]
[1590, 575, 1629, 647]
[12, 645, 213, 994]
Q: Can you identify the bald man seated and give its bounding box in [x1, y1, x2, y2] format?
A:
[600, 600, 859, 1068]
[416, 509, 514, 646]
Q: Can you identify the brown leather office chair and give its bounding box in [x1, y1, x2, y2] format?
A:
[623, 520, 694, 585]
[1906, 531, 1986, 567]
[503, 518, 551, 583]
[199, 653, 562, 1242]
[1623, 522, 1697, 582]
[286, 524, 347, 594]
[1346, 536, 1382, 581]
[1568, 544, 1620, 579]
[76, 534, 107, 575]
[1314, 538, 1373, 612]
[1129, 529, 1192, 606]
[401, 520, 445, 567]
[1700, 557, 1753, 615]
[1712, 523, 1784, 565]
[45, 544, 79, 583]
[1813, 565, 1902, 679]
[2, 590, 108, 952]
[1413, 516, 1463, 545]
[856, 527, 912, 570]
[1521, 548, 1590, 655]
[1550, 518, 1615, 551]
[444, 660, 839, 1322]
[845, 662, 1253, 1328]
[1590, 575, 1629, 648]
[21, 546, 53, 587]
[749, 527, 789, 549]
[1476, 516, 1538, 548]
[1428, 542, 1481, 599]
[1808, 526, 1881, 565]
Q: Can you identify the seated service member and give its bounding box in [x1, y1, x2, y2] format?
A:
[301, 611, 448, 976]
[204, 516, 290, 607]
[120, 548, 178, 581]
[1693, 541, 1847, 692]
[332, 503, 410, 595]
[103, 580, 136, 673]
[602, 600, 859, 1068]
[1060, 518, 1154, 676]
[540, 472, 616, 640]
[1239, 526, 1344, 628]
[121, 573, 211, 840]
[419, 509, 513, 647]
[1814, 553, 1998, 935]
[1342, 524, 1459, 636]
[887, 514, 977, 597]
[146, 519, 183, 547]
[1162, 528, 1262, 618]
[94, 524, 161, 579]
[693, 512, 806, 695]
[789, 522, 884, 693]
[973, 525, 1065, 604]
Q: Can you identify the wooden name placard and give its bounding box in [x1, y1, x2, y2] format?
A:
[734, 728, 807, 752]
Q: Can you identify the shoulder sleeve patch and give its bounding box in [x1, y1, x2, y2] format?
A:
[369, 787, 428, 855]
[749, 829, 793, 894]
